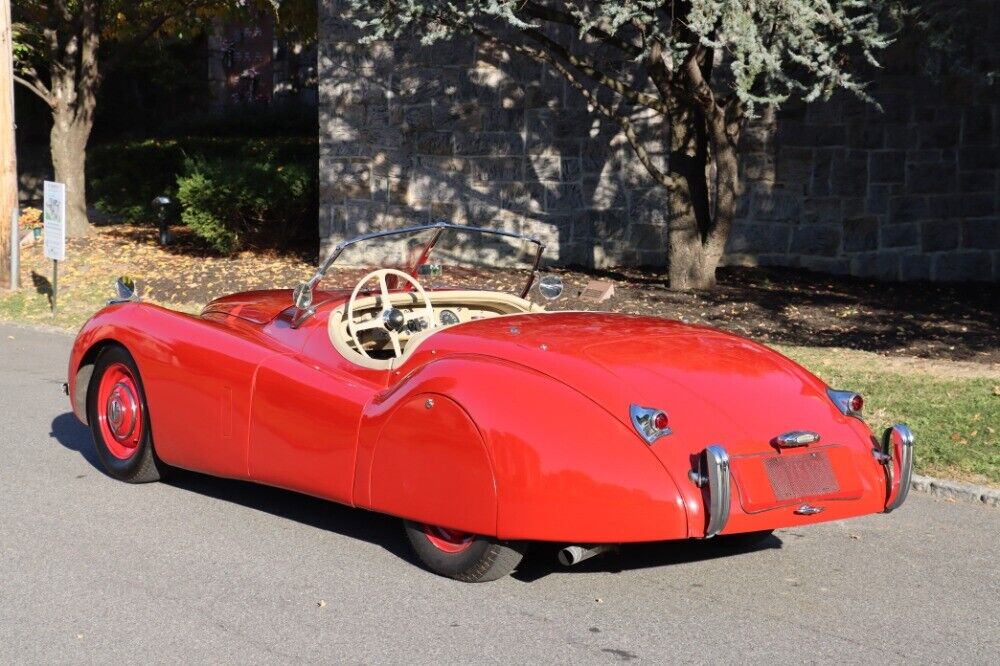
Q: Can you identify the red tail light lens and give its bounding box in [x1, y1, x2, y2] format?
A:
[827, 388, 864, 418]
[653, 411, 669, 430]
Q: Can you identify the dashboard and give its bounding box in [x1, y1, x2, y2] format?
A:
[328, 290, 539, 369]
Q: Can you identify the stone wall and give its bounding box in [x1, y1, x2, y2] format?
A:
[319, 1, 999, 281]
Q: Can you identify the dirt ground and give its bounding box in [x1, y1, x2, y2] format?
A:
[12, 224, 1000, 365]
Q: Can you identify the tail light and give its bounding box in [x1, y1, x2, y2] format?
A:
[630, 404, 672, 444]
[827, 388, 864, 418]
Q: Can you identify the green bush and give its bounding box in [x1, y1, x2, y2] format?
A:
[88, 136, 318, 252]
[176, 151, 317, 254]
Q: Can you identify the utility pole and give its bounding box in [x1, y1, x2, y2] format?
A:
[0, 0, 16, 289]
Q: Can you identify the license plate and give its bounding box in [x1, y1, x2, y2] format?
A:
[764, 451, 839, 501]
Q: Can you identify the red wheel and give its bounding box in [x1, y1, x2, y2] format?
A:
[95, 362, 144, 461]
[86, 345, 167, 483]
[403, 521, 527, 582]
[421, 524, 475, 554]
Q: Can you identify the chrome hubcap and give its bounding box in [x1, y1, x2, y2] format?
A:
[105, 382, 139, 442]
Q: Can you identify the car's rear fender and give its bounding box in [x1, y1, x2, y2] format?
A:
[354, 355, 689, 543]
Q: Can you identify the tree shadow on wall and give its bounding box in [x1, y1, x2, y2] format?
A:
[320, 23, 667, 270]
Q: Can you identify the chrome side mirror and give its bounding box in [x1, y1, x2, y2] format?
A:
[537, 274, 564, 301]
[292, 283, 313, 310]
[109, 276, 139, 305]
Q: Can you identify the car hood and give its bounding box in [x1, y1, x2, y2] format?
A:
[434, 312, 862, 458]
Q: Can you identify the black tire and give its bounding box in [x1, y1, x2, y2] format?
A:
[404, 521, 528, 582]
[86, 345, 167, 483]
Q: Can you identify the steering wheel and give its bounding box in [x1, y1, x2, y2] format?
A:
[346, 268, 435, 359]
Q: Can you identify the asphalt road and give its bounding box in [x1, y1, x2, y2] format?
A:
[1, 321, 998, 665]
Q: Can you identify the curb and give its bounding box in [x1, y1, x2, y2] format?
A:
[911, 474, 1000, 508]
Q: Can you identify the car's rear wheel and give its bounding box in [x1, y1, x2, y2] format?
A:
[87, 345, 167, 483]
[403, 521, 527, 582]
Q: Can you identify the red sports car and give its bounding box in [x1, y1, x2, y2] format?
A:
[67, 223, 914, 581]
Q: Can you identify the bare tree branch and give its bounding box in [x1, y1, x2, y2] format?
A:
[681, 44, 717, 115]
[13, 74, 54, 107]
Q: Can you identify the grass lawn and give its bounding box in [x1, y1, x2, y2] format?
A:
[2, 225, 997, 487]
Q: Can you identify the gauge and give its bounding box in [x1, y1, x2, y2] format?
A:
[439, 309, 460, 326]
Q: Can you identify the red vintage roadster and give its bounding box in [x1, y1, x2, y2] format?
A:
[67, 223, 914, 581]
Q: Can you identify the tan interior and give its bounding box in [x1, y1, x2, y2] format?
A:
[328, 290, 543, 370]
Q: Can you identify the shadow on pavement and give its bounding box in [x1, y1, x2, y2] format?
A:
[165, 468, 414, 563]
[513, 533, 783, 582]
[51, 412, 103, 470]
[50, 411, 781, 580]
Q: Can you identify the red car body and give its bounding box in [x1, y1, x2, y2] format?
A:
[67, 286, 913, 546]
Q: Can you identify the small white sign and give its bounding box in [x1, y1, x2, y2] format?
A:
[43, 181, 66, 261]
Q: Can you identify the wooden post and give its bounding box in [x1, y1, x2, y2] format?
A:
[0, 0, 17, 290]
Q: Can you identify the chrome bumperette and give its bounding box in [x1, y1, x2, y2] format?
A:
[882, 424, 915, 513]
[700, 444, 731, 538]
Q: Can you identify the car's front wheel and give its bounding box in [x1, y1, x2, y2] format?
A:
[87, 344, 167, 483]
[403, 521, 527, 582]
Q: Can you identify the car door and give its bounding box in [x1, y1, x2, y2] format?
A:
[247, 315, 386, 504]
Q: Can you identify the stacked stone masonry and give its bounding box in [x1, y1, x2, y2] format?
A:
[320, 1, 999, 282]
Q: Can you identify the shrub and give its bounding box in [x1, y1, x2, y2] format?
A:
[176, 150, 317, 254]
[88, 136, 318, 252]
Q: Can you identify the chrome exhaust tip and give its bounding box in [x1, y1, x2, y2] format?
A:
[557, 544, 614, 566]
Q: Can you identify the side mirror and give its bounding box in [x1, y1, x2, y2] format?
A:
[116, 276, 137, 300]
[110, 276, 139, 304]
[537, 274, 564, 301]
[292, 282, 313, 310]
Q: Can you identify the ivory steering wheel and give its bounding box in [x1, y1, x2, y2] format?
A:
[346, 268, 435, 359]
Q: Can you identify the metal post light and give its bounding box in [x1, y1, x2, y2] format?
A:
[152, 195, 172, 246]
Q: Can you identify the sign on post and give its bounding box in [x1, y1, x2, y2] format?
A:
[43, 181, 66, 261]
[43, 181, 66, 312]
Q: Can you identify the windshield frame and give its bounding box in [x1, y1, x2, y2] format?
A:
[304, 222, 546, 299]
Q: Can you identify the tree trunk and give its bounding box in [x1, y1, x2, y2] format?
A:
[665, 101, 742, 291]
[49, 106, 93, 238]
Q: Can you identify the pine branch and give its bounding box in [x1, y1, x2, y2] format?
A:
[520, 26, 667, 114]
[519, 2, 642, 58]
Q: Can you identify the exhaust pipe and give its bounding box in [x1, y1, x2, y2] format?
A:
[557, 544, 614, 566]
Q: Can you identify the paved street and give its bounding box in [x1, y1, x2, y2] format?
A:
[1, 321, 998, 664]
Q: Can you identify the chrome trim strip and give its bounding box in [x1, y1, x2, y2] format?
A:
[883, 424, 914, 513]
[704, 444, 731, 538]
